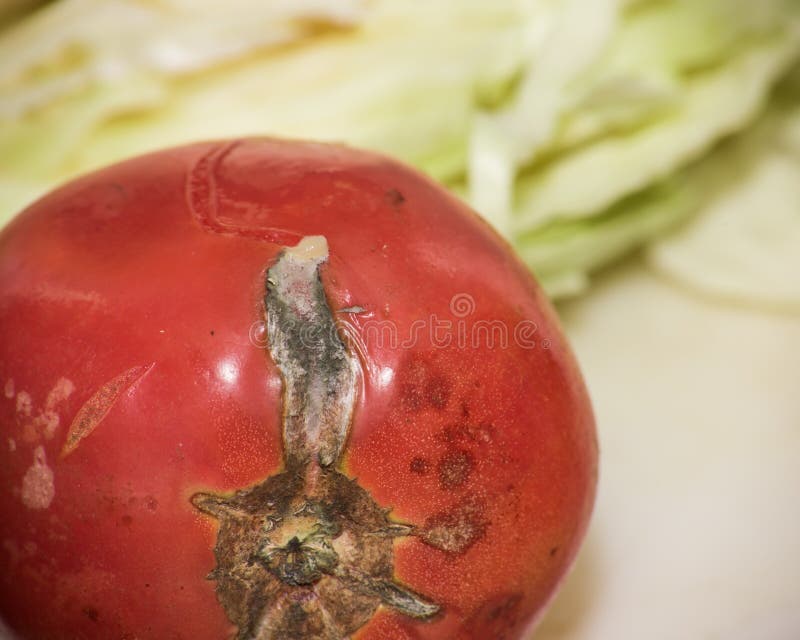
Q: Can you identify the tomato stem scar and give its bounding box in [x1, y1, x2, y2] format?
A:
[191, 236, 439, 639]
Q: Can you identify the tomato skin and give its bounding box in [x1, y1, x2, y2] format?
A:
[0, 139, 596, 640]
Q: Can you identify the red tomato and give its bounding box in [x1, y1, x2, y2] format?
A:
[0, 139, 596, 640]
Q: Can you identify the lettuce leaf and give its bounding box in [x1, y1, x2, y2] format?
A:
[0, 0, 537, 223]
[518, 171, 702, 297]
[1, 0, 799, 302]
[512, 27, 800, 229]
[648, 69, 800, 312]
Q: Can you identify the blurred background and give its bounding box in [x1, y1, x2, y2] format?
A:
[1, 0, 799, 638]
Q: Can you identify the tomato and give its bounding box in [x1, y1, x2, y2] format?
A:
[0, 139, 596, 640]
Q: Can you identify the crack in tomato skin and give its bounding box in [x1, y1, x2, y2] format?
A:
[191, 238, 440, 640]
[185, 141, 304, 246]
[60, 363, 154, 458]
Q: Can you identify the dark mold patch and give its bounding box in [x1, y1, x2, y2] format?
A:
[465, 592, 524, 640]
[409, 457, 430, 475]
[437, 450, 474, 490]
[439, 422, 495, 446]
[385, 189, 406, 208]
[427, 376, 451, 410]
[399, 359, 452, 412]
[82, 606, 100, 623]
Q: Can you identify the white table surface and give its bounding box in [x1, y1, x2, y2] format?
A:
[535, 257, 800, 640]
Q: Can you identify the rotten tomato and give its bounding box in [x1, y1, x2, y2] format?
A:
[0, 139, 597, 640]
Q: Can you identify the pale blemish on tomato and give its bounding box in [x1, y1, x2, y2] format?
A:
[4, 379, 14, 399]
[421, 497, 489, 555]
[37, 411, 60, 440]
[45, 378, 75, 412]
[21, 446, 55, 510]
[61, 364, 153, 458]
[16, 391, 32, 417]
[35, 377, 76, 440]
[14, 378, 76, 443]
[8, 438, 16, 452]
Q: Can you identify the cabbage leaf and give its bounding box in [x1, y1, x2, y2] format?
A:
[1, 0, 799, 303]
[648, 70, 800, 312]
